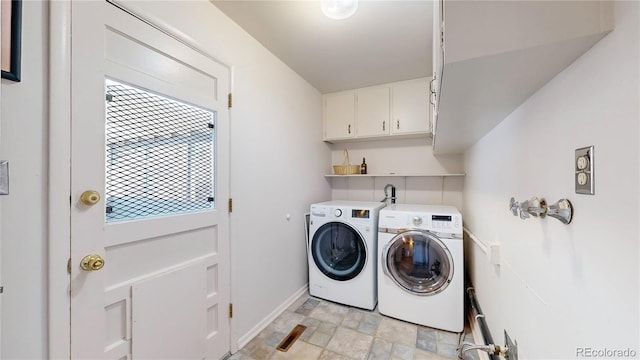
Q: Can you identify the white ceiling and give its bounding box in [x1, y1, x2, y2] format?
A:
[212, 1, 433, 94]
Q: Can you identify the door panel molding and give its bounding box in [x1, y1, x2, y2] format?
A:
[104, 210, 223, 247]
[107, 0, 230, 71]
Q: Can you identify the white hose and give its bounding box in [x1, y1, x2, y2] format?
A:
[457, 341, 508, 360]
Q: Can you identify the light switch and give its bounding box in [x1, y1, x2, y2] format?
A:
[575, 146, 594, 195]
[0, 161, 8, 195]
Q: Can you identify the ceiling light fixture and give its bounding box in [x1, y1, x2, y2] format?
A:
[321, 0, 358, 20]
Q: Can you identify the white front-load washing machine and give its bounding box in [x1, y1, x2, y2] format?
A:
[308, 200, 386, 310]
[377, 204, 464, 332]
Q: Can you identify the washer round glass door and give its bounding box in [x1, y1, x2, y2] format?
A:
[383, 230, 453, 295]
[311, 222, 366, 281]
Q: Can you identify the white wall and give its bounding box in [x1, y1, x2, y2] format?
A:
[0, 1, 49, 358]
[329, 139, 464, 210]
[463, 1, 639, 358]
[0, 0, 330, 356]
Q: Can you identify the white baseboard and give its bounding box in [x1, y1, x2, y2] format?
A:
[236, 284, 309, 349]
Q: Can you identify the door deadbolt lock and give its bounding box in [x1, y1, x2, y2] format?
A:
[80, 190, 101, 205]
[80, 254, 105, 271]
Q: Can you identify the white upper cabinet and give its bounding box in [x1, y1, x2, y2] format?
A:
[433, 0, 614, 154]
[431, 0, 443, 137]
[324, 92, 356, 140]
[356, 86, 390, 138]
[323, 78, 431, 142]
[391, 79, 431, 135]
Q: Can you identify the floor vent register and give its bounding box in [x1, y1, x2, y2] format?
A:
[276, 324, 307, 352]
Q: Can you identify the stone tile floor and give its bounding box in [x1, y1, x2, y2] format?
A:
[228, 293, 481, 360]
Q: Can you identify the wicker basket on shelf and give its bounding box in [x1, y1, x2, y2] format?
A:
[333, 149, 361, 175]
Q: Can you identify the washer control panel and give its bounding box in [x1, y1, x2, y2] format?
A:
[311, 205, 374, 221]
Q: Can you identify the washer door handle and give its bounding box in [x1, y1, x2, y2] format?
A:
[381, 243, 391, 278]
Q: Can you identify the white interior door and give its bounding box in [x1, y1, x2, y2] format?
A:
[70, 2, 230, 359]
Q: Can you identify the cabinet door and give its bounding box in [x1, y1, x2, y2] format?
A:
[356, 87, 390, 137]
[391, 79, 431, 135]
[324, 92, 356, 140]
[432, 0, 444, 133]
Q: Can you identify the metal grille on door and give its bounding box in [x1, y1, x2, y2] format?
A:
[105, 79, 216, 222]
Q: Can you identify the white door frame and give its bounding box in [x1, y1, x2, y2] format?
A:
[48, 1, 72, 358]
[0, 2, 3, 356]
[47, 2, 237, 358]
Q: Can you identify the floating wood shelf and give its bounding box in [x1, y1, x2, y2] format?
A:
[324, 173, 465, 178]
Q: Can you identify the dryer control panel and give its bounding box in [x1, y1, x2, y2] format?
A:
[406, 214, 461, 232]
[431, 214, 461, 232]
[379, 206, 462, 238]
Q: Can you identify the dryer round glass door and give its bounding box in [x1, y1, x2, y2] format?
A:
[311, 222, 366, 281]
[383, 230, 454, 295]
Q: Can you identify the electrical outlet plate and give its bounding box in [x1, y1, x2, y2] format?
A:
[505, 330, 518, 360]
[575, 146, 594, 195]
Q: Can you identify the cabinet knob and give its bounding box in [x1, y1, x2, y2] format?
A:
[348, 124, 351, 134]
[397, 120, 400, 130]
[382, 121, 385, 131]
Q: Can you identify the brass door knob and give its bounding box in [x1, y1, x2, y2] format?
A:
[80, 254, 105, 271]
[80, 190, 101, 205]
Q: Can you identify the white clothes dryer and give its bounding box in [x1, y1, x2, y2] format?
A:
[377, 204, 464, 332]
[308, 200, 386, 310]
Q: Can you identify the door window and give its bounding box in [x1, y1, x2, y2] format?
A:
[384, 230, 453, 295]
[311, 222, 366, 281]
[105, 79, 215, 222]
